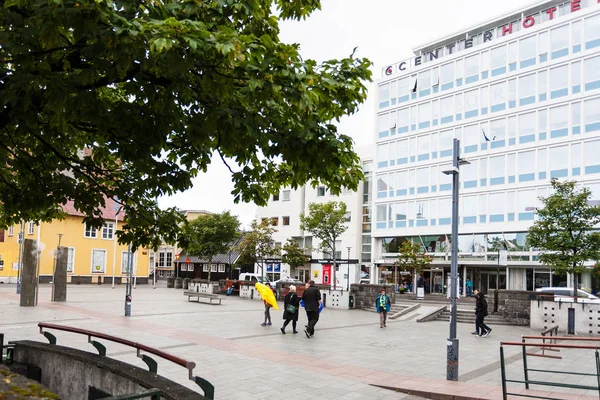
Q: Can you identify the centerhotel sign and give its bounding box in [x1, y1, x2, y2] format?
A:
[383, 0, 600, 77]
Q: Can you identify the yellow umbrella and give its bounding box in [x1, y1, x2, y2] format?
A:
[255, 283, 278, 310]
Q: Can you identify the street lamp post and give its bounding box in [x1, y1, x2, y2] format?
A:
[346, 247, 351, 290]
[175, 253, 181, 278]
[442, 138, 469, 381]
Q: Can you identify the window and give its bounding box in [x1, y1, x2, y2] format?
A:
[481, 86, 489, 113]
[418, 70, 431, 96]
[550, 25, 569, 58]
[462, 124, 478, 153]
[441, 96, 453, 122]
[397, 108, 409, 133]
[584, 140, 600, 174]
[84, 223, 97, 238]
[440, 130, 453, 157]
[584, 56, 600, 91]
[549, 146, 568, 178]
[398, 77, 410, 101]
[158, 252, 165, 267]
[539, 109, 548, 136]
[489, 155, 505, 185]
[550, 105, 568, 138]
[465, 55, 479, 82]
[572, 61, 581, 92]
[491, 46, 506, 75]
[538, 70, 547, 100]
[377, 143, 389, 168]
[519, 36, 536, 67]
[519, 112, 536, 143]
[490, 81, 506, 112]
[508, 79, 516, 108]
[508, 41, 517, 70]
[217, 264, 225, 273]
[203, 264, 209, 272]
[518, 151, 535, 182]
[572, 102, 581, 131]
[517, 189, 536, 220]
[572, 143, 581, 175]
[489, 192, 505, 221]
[584, 98, 600, 132]
[462, 196, 477, 222]
[461, 162, 477, 188]
[440, 63, 454, 88]
[549, 65, 568, 99]
[572, 20, 582, 51]
[271, 217, 278, 226]
[344, 212, 351, 223]
[479, 157, 488, 184]
[211, 264, 217, 272]
[317, 186, 326, 197]
[519, 74, 536, 105]
[539, 31, 548, 58]
[8, 226, 13, 236]
[102, 222, 114, 240]
[418, 102, 431, 128]
[283, 216, 290, 226]
[417, 135, 430, 159]
[282, 190, 290, 201]
[490, 119, 506, 147]
[379, 83, 390, 108]
[273, 192, 279, 201]
[416, 167, 429, 190]
[584, 14, 600, 50]
[464, 89, 478, 118]
[166, 252, 173, 267]
[378, 113, 389, 138]
[455, 93, 462, 117]
[27, 221, 34, 235]
[121, 251, 132, 274]
[63, 247, 74, 273]
[377, 173, 390, 197]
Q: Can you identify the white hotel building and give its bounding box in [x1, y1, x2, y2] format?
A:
[373, 0, 600, 295]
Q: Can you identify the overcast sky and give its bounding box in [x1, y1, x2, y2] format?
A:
[158, 0, 527, 228]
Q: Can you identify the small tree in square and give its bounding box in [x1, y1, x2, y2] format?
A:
[395, 241, 433, 277]
[300, 201, 348, 289]
[282, 238, 309, 279]
[235, 219, 277, 278]
[179, 211, 240, 282]
[527, 179, 600, 302]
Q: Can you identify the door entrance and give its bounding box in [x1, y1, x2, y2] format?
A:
[431, 269, 444, 294]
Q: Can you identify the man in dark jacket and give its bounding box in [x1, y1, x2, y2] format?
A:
[474, 289, 492, 337]
[302, 280, 322, 338]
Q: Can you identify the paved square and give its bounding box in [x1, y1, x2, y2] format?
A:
[0, 283, 596, 399]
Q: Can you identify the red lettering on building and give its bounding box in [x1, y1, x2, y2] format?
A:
[571, 0, 581, 12]
[522, 16, 535, 29]
[502, 24, 513, 36]
[546, 7, 557, 20]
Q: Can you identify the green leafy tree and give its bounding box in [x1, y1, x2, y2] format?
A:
[395, 241, 433, 275]
[235, 219, 276, 277]
[282, 238, 308, 278]
[527, 179, 600, 302]
[0, 0, 371, 249]
[179, 211, 240, 282]
[300, 201, 348, 289]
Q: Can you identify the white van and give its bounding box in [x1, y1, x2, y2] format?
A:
[238, 273, 271, 284]
[536, 287, 600, 303]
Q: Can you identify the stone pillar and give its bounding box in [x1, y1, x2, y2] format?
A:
[20, 239, 38, 307]
[53, 247, 68, 302]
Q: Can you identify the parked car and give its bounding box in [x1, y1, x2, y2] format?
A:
[535, 287, 600, 303]
[238, 273, 271, 284]
[269, 277, 304, 288]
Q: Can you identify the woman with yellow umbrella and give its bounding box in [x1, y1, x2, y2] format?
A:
[256, 283, 278, 326]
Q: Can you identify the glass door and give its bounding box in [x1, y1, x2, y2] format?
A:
[432, 269, 444, 294]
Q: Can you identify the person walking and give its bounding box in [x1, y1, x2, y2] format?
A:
[474, 289, 492, 337]
[261, 284, 275, 327]
[466, 278, 473, 297]
[281, 285, 300, 334]
[302, 280, 322, 338]
[376, 288, 391, 328]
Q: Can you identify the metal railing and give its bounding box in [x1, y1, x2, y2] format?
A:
[500, 336, 600, 400]
[37, 322, 214, 399]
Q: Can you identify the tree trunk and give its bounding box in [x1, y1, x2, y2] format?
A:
[207, 258, 213, 282]
[574, 269, 579, 303]
[332, 242, 337, 290]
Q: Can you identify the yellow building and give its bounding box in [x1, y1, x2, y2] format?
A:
[0, 199, 150, 284]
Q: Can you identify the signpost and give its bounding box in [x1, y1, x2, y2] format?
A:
[185, 258, 190, 279]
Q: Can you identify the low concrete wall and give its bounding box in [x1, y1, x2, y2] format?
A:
[11, 340, 204, 399]
[530, 299, 600, 335]
[189, 280, 219, 294]
[318, 287, 350, 310]
[496, 290, 535, 324]
[350, 284, 396, 310]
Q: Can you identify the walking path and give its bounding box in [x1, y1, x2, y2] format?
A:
[0, 283, 596, 400]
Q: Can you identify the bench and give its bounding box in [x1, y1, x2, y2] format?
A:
[184, 291, 222, 305]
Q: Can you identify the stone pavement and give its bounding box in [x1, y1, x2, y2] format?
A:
[0, 283, 597, 400]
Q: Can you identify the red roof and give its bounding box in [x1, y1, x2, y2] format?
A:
[61, 197, 124, 222]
